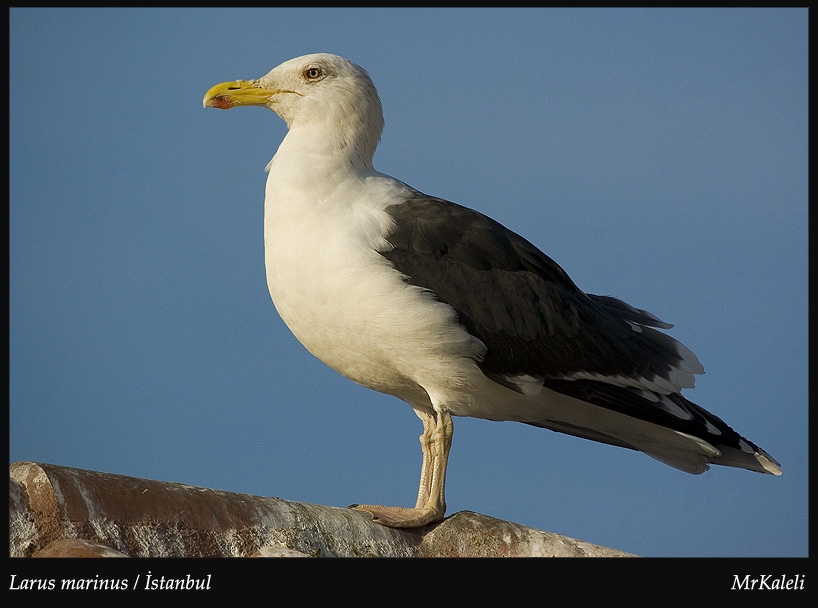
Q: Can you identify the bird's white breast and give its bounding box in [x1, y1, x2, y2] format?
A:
[262, 161, 483, 406]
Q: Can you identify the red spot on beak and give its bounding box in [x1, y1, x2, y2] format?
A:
[209, 96, 234, 110]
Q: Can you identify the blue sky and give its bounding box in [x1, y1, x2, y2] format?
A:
[10, 8, 807, 558]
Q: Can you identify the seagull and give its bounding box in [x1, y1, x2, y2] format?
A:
[203, 53, 781, 528]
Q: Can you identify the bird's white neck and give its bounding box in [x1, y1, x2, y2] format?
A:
[278, 120, 377, 176]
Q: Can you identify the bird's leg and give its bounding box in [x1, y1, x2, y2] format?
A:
[414, 412, 434, 508]
[420, 409, 452, 515]
[351, 409, 452, 528]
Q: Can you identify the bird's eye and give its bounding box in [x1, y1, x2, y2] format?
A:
[304, 66, 322, 81]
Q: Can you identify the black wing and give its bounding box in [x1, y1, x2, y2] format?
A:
[380, 193, 701, 393]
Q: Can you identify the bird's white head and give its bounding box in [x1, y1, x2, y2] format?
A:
[204, 53, 384, 166]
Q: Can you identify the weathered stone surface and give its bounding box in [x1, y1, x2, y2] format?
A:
[10, 462, 634, 557]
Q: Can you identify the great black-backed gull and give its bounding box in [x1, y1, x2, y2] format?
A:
[203, 53, 780, 528]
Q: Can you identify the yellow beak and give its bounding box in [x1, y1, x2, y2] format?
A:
[203, 80, 280, 110]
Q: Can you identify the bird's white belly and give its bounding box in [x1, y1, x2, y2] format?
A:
[263, 199, 482, 406]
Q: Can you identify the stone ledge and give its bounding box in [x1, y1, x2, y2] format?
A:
[10, 461, 634, 557]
